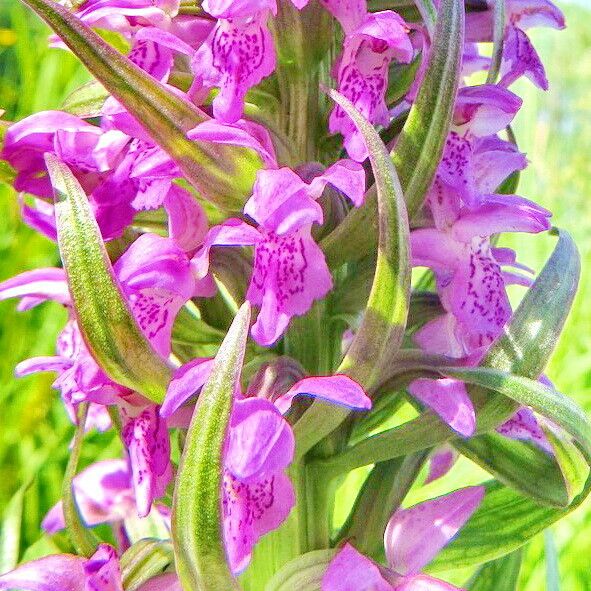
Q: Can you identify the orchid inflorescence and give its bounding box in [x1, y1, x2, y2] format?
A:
[0, 0, 587, 590]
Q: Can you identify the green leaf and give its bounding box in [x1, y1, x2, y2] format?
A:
[414, 0, 437, 36]
[294, 88, 410, 458]
[442, 367, 591, 461]
[47, 155, 172, 403]
[264, 550, 336, 591]
[466, 549, 523, 591]
[0, 485, 26, 574]
[21, 0, 260, 211]
[334, 452, 428, 557]
[61, 80, 109, 117]
[172, 303, 251, 591]
[120, 539, 174, 591]
[455, 434, 571, 507]
[321, 0, 464, 267]
[62, 403, 100, 557]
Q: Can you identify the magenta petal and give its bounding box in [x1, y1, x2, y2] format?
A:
[413, 314, 465, 358]
[248, 229, 333, 346]
[497, 407, 552, 453]
[223, 470, 295, 574]
[193, 14, 277, 123]
[0, 268, 69, 306]
[191, 219, 261, 279]
[0, 554, 86, 591]
[408, 378, 476, 437]
[452, 199, 551, 240]
[320, 0, 366, 33]
[384, 486, 485, 575]
[15, 356, 72, 377]
[309, 159, 366, 207]
[395, 574, 464, 591]
[454, 85, 522, 136]
[163, 185, 209, 252]
[275, 375, 371, 414]
[122, 406, 172, 518]
[425, 445, 459, 484]
[188, 119, 278, 168]
[226, 398, 295, 479]
[161, 358, 215, 418]
[202, 0, 277, 18]
[244, 167, 323, 231]
[84, 544, 123, 591]
[499, 26, 548, 90]
[42, 459, 135, 533]
[322, 544, 392, 591]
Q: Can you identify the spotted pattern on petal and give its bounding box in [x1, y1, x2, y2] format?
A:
[129, 39, 173, 80]
[333, 40, 391, 127]
[128, 291, 172, 345]
[122, 406, 171, 516]
[438, 131, 474, 200]
[251, 230, 308, 311]
[454, 238, 511, 349]
[213, 19, 267, 81]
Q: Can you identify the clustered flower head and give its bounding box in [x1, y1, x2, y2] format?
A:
[0, 0, 581, 589]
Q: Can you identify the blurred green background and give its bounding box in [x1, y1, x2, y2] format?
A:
[0, 1, 589, 588]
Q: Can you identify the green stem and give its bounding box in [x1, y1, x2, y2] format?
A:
[63, 402, 100, 557]
[486, 0, 506, 84]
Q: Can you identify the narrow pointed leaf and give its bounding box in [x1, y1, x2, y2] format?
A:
[295, 89, 410, 458]
[264, 550, 336, 591]
[454, 434, 570, 507]
[21, 0, 260, 210]
[63, 403, 100, 557]
[47, 154, 172, 403]
[442, 368, 591, 461]
[172, 303, 251, 591]
[322, 0, 464, 267]
[466, 549, 523, 591]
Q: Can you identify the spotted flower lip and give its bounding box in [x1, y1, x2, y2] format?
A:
[192, 12, 277, 124]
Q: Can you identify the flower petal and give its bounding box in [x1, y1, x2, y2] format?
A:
[322, 543, 392, 591]
[384, 486, 485, 575]
[408, 377, 475, 437]
[275, 375, 371, 414]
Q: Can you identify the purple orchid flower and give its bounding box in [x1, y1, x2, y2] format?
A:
[0, 542, 180, 591]
[162, 356, 370, 572]
[223, 396, 295, 573]
[466, 0, 565, 91]
[408, 193, 551, 436]
[327, 9, 413, 161]
[191, 12, 277, 123]
[42, 459, 136, 533]
[322, 486, 485, 590]
[192, 161, 365, 345]
[0, 234, 208, 516]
